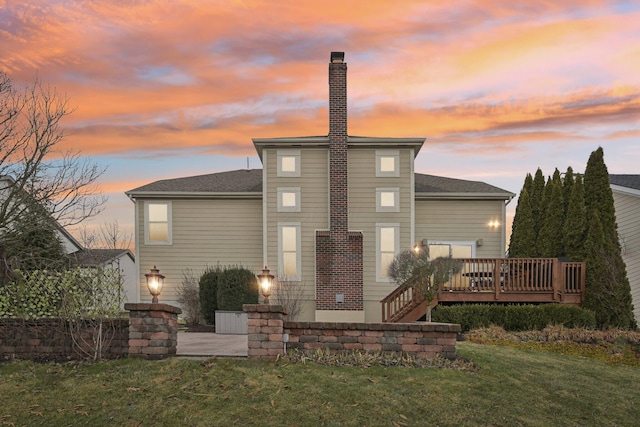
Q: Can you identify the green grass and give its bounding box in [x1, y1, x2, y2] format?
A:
[1, 342, 639, 426]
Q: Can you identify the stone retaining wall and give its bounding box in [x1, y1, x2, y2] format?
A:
[1, 304, 181, 362]
[0, 318, 129, 361]
[244, 304, 460, 360]
[125, 303, 182, 360]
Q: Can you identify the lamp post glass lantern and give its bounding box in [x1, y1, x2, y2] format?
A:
[145, 266, 165, 304]
[257, 266, 274, 304]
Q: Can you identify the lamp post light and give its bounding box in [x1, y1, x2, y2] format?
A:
[145, 265, 165, 304]
[257, 266, 275, 304]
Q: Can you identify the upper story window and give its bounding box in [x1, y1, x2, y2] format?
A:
[376, 150, 399, 177]
[145, 201, 172, 245]
[277, 149, 301, 177]
[376, 188, 399, 212]
[277, 187, 301, 212]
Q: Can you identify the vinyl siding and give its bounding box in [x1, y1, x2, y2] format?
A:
[612, 191, 640, 323]
[348, 148, 414, 311]
[136, 198, 263, 305]
[264, 148, 329, 306]
[415, 199, 505, 258]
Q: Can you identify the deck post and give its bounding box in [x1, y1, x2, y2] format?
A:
[552, 259, 561, 301]
[494, 260, 501, 300]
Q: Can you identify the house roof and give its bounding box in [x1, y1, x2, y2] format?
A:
[252, 135, 426, 159]
[414, 173, 514, 200]
[126, 169, 263, 196]
[610, 174, 640, 191]
[127, 169, 513, 200]
[71, 248, 135, 267]
[610, 174, 640, 197]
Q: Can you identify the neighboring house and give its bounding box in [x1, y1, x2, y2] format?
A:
[126, 52, 514, 322]
[610, 174, 640, 323]
[0, 176, 137, 306]
[70, 248, 138, 306]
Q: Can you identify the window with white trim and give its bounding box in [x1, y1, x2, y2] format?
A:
[279, 223, 301, 280]
[144, 201, 172, 245]
[377, 223, 399, 281]
[427, 241, 475, 259]
[277, 187, 301, 212]
[376, 150, 399, 177]
[376, 188, 399, 212]
[277, 149, 301, 177]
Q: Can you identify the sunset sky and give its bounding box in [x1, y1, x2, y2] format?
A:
[1, 0, 639, 250]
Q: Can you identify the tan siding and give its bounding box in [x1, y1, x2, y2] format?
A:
[415, 199, 505, 258]
[136, 198, 263, 304]
[348, 149, 414, 311]
[613, 191, 640, 323]
[264, 148, 329, 307]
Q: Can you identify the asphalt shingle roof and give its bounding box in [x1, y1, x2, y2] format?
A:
[609, 174, 640, 191]
[127, 169, 263, 193]
[414, 173, 511, 195]
[127, 169, 511, 197]
[71, 249, 133, 267]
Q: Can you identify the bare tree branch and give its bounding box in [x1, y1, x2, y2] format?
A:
[0, 72, 107, 235]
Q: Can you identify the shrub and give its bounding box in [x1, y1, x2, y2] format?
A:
[216, 266, 259, 311]
[432, 304, 596, 332]
[199, 266, 222, 324]
[177, 269, 201, 325]
[273, 276, 306, 321]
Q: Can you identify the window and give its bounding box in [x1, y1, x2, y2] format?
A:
[277, 187, 301, 212]
[277, 149, 301, 177]
[376, 150, 399, 177]
[376, 188, 399, 212]
[377, 224, 399, 281]
[428, 241, 474, 259]
[145, 202, 172, 245]
[279, 223, 301, 279]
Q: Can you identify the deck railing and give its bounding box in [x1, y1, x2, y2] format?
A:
[381, 258, 586, 323]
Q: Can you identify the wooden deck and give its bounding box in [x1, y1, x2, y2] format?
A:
[381, 258, 586, 323]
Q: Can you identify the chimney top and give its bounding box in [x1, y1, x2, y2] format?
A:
[330, 52, 345, 63]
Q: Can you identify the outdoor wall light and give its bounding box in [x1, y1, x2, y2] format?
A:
[257, 266, 275, 304]
[488, 220, 501, 230]
[145, 265, 165, 304]
[413, 241, 425, 255]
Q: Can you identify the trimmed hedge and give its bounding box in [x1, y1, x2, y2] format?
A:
[199, 266, 222, 324]
[198, 265, 259, 323]
[216, 267, 259, 311]
[432, 304, 596, 332]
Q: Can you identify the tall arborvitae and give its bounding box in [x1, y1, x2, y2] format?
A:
[562, 166, 575, 216]
[536, 174, 564, 257]
[523, 173, 533, 198]
[508, 188, 536, 257]
[582, 147, 636, 328]
[530, 168, 546, 243]
[562, 174, 586, 261]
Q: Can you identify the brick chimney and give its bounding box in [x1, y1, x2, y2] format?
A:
[315, 52, 363, 316]
[328, 51, 348, 239]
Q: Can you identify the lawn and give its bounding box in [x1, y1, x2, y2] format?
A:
[1, 342, 639, 426]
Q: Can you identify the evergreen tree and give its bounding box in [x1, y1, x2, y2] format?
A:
[536, 176, 564, 257]
[582, 147, 636, 328]
[530, 168, 546, 245]
[508, 188, 536, 257]
[3, 211, 68, 271]
[523, 173, 533, 198]
[562, 166, 575, 216]
[562, 174, 586, 261]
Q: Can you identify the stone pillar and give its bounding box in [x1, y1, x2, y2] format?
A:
[125, 303, 182, 360]
[243, 304, 287, 360]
